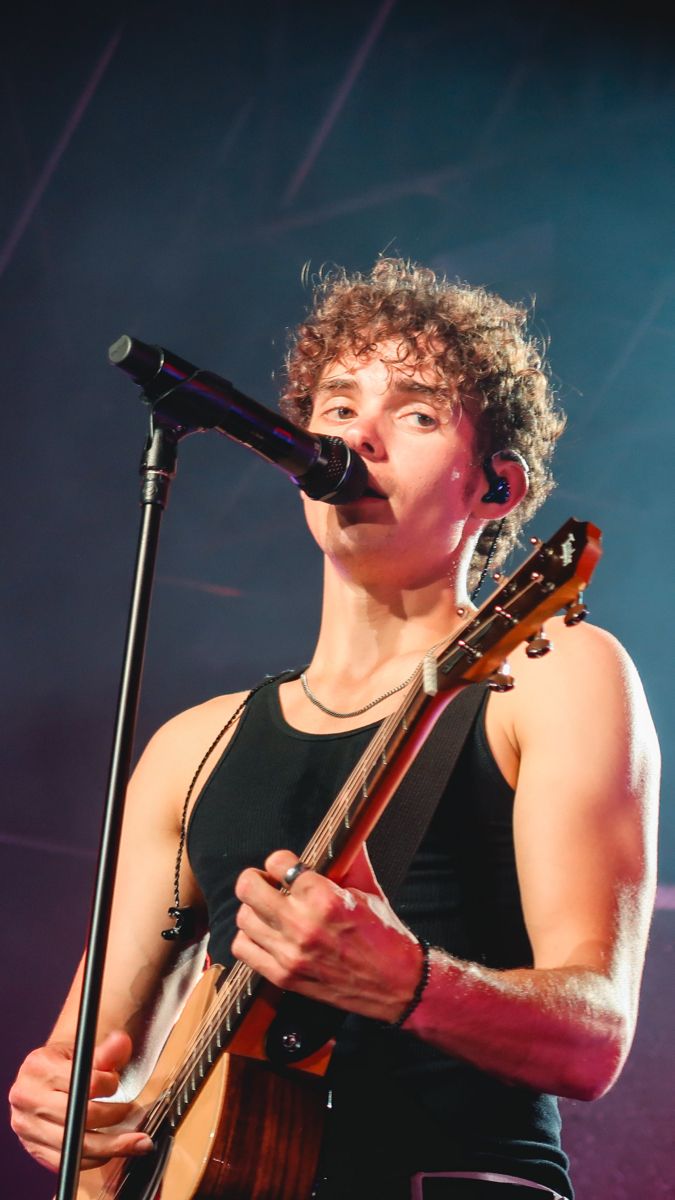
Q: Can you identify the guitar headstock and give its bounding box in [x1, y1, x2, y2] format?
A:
[433, 518, 602, 690]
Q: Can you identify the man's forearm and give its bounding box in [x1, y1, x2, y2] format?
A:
[405, 950, 627, 1100]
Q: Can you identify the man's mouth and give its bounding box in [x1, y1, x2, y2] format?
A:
[362, 479, 387, 499]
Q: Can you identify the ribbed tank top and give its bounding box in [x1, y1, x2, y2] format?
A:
[187, 679, 573, 1200]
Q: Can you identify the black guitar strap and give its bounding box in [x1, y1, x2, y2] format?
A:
[367, 682, 488, 901]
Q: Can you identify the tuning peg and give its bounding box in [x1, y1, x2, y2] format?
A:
[564, 592, 588, 626]
[494, 605, 517, 627]
[525, 628, 552, 658]
[488, 669, 515, 692]
[457, 639, 482, 663]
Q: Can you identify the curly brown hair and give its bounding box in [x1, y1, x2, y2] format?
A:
[280, 258, 566, 590]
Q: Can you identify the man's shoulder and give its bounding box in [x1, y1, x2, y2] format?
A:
[149, 689, 253, 756]
[509, 615, 638, 691]
[131, 689, 253, 809]
[505, 616, 658, 765]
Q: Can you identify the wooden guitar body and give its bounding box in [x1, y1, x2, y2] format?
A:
[77, 968, 327, 1200]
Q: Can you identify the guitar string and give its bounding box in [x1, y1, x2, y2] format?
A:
[137, 568, 566, 1134]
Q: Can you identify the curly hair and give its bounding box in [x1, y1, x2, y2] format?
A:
[280, 258, 566, 591]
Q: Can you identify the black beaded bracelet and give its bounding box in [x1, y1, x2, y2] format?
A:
[389, 937, 431, 1030]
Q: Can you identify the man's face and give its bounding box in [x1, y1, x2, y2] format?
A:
[301, 341, 484, 590]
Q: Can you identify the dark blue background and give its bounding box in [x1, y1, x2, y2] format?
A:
[2, 3, 673, 1195]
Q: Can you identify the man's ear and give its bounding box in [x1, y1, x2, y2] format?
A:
[473, 450, 529, 517]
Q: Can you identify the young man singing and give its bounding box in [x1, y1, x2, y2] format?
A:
[10, 260, 659, 1199]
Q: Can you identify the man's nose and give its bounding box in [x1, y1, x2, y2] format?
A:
[341, 413, 386, 459]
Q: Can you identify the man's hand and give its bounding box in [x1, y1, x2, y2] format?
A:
[232, 846, 422, 1023]
[9, 1031, 153, 1173]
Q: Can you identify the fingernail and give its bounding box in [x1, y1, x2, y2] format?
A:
[137, 1135, 154, 1151]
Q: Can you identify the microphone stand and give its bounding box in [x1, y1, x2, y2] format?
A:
[55, 335, 366, 1197]
[56, 412, 184, 1200]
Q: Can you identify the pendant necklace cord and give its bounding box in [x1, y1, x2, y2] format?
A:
[470, 517, 505, 603]
[161, 668, 299, 942]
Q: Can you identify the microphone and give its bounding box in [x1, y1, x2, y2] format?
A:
[108, 334, 368, 504]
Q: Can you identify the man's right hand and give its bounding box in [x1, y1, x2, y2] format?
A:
[9, 1031, 154, 1173]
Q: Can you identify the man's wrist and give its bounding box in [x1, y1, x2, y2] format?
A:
[386, 937, 432, 1030]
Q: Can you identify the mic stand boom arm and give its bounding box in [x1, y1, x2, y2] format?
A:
[56, 414, 183, 1200]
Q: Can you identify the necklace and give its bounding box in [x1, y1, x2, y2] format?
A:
[299, 626, 464, 720]
[300, 662, 421, 719]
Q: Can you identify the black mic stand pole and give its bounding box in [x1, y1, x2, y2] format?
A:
[56, 412, 183, 1200]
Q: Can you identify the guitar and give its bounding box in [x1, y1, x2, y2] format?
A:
[77, 517, 601, 1200]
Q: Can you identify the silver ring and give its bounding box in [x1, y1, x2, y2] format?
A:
[283, 860, 310, 888]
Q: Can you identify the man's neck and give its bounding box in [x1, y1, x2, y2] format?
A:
[308, 557, 473, 684]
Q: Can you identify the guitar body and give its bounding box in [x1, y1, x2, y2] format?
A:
[77, 968, 328, 1200]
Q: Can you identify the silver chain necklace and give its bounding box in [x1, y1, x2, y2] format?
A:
[299, 633, 455, 719]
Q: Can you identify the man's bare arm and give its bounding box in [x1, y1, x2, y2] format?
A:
[233, 621, 659, 1101]
[9, 692, 247, 1171]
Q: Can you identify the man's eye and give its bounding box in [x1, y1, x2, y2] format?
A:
[325, 405, 354, 420]
[404, 411, 437, 429]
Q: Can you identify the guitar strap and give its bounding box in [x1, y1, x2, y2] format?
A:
[367, 682, 488, 901]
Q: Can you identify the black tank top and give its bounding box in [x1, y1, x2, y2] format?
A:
[187, 680, 573, 1200]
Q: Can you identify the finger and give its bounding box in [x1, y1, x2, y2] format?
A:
[232, 928, 314, 992]
[89, 1066, 129, 1099]
[264, 849, 308, 886]
[11, 1084, 134, 1137]
[11, 1107, 151, 1173]
[82, 1126, 154, 1164]
[57, 1123, 153, 1163]
[235, 867, 286, 926]
[235, 902, 287, 955]
[14, 1086, 135, 1132]
[93, 1030, 134, 1074]
[86, 1098, 137, 1127]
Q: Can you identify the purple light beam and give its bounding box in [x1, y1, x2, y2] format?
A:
[0, 26, 123, 281]
[282, 0, 398, 208]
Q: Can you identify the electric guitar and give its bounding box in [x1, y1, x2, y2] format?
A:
[76, 517, 602, 1200]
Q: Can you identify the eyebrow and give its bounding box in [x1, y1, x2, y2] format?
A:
[314, 377, 441, 399]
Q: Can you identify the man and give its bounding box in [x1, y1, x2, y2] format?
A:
[10, 259, 659, 1198]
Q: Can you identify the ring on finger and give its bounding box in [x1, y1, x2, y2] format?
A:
[283, 860, 310, 889]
